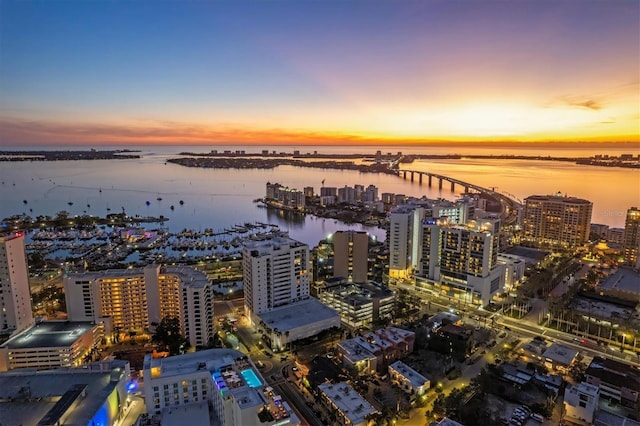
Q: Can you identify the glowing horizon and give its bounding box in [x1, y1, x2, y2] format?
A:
[1, 1, 638, 146]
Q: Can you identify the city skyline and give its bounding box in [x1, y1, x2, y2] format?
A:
[1, 0, 638, 146]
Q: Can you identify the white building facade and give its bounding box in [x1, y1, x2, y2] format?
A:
[0, 233, 34, 336]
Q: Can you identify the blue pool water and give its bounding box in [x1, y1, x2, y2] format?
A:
[241, 368, 262, 388]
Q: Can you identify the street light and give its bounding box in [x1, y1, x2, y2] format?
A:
[622, 333, 627, 352]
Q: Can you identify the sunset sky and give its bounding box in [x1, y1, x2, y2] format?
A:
[0, 0, 638, 146]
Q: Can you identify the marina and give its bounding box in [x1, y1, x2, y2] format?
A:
[23, 221, 291, 269]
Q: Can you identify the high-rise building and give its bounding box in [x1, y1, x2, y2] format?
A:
[265, 182, 305, 210]
[623, 207, 640, 267]
[337, 185, 357, 204]
[522, 194, 593, 247]
[332, 231, 369, 283]
[243, 237, 309, 317]
[388, 205, 424, 279]
[64, 265, 214, 348]
[418, 218, 505, 306]
[0, 233, 33, 335]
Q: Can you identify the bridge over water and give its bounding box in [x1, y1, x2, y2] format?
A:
[396, 168, 522, 226]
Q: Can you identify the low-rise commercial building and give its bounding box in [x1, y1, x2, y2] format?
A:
[318, 382, 378, 426]
[337, 327, 415, 374]
[586, 357, 640, 410]
[0, 360, 131, 426]
[388, 360, 430, 397]
[0, 320, 103, 372]
[542, 343, 579, 373]
[564, 382, 599, 426]
[318, 281, 395, 329]
[143, 349, 300, 426]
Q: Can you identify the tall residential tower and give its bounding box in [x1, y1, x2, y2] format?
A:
[522, 194, 593, 247]
[0, 233, 33, 335]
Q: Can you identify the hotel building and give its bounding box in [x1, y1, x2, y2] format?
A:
[623, 207, 640, 267]
[317, 382, 378, 426]
[143, 349, 300, 426]
[64, 265, 214, 348]
[418, 218, 505, 306]
[521, 194, 593, 247]
[0, 233, 34, 336]
[0, 320, 103, 372]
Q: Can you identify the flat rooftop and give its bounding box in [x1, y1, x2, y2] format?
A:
[144, 348, 244, 378]
[338, 339, 376, 363]
[572, 296, 636, 321]
[389, 361, 429, 388]
[600, 268, 640, 295]
[161, 400, 212, 426]
[257, 297, 340, 332]
[0, 360, 129, 426]
[66, 265, 210, 288]
[504, 246, 551, 263]
[1, 321, 96, 349]
[318, 382, 377, 425]
[542, 343, 579, 366]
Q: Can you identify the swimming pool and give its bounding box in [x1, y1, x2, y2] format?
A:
[240, 368, 262, 388]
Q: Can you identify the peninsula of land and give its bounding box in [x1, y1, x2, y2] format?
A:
[0, 149, 141, 161]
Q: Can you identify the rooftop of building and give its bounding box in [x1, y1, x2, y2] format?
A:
[599, 268, 640, 295]
[586, 357, 640, 392]
[0, 360, 129, 426]
[243, 236, 306, 254]
[64, 264, 210, 288]
[594, 409, 640, 426]
[338, 338, 377, 363]
[524, 194, 593, 205]
[567, 381, 599, 397]
[324, 281, 395, 302]
[389, 360, 429, 388]
[318, 382, 378, 425]
[520, 339, 549, 356]
[572, 296, 636, 321]
[438, 323, 472, 338]
[257, 297, 340, 333]
[361, 332, 393, 350]
[161, 400, 212, 426]
[0, 320, 98, 349]
[375, 326, 415, 343]
[0, 232, 25, 243]
[542, 343, 579, 366]
[503, 246, 551, 263]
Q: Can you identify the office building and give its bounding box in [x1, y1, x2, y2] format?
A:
[0, 233, 34, 336]
[64, 265, 214, 348]
[317, 382, 378, 426]
[623, 207, 640, 267]
[243, 237, 340, 350]
[318, 281, 395, 329]
[332, 230, 369, 283]
[0, 359, 131, 426]
[563, 382, 599, 426]
[0, 320, 103, 372]
[388, 205, 424, 279]
[143, 349, 300, 426]
[419, 218, 505, 306]
[522, 194, 593, 247]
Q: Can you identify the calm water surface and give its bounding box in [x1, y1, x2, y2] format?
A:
[1, 145, 638, 247]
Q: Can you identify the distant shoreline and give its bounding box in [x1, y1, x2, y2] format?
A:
[0, 149, 141, 161]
